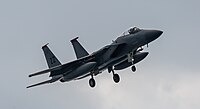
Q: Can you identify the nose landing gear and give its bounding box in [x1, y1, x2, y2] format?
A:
[131, 65, 136, 72]
[89, 75, 96, 88]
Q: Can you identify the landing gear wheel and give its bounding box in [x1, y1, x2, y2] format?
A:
[131, 66, 136, 72]
[89, 78, 96, 88]
[113, 74, 120, 83]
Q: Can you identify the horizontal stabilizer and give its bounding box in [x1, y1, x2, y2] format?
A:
[27, 76, 61, 88]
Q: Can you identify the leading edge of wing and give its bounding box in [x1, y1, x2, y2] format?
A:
[26, 76, 61, 88]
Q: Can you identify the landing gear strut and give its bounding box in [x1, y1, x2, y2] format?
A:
[89, 75, 96, 88]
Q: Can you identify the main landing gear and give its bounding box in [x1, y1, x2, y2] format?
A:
[109, 67, 120, 83]
[113, 73, 120, 83]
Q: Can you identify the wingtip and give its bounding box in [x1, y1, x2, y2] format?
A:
[26, 84, 37, 89]
[26, 85, 33, 88]
[28, 73, 35, 77]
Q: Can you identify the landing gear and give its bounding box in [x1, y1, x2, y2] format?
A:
[113, 74, 120, 83]
[128, 51, 137, 73]
[89, 74, 95, 88]
[89, 78, 95, 88]
[110, 67, 120, 83]
[131, 65, 136, 72]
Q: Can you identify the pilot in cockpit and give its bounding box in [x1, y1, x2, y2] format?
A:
[120, 27, 141, 36]
[128, 27, 140, 34]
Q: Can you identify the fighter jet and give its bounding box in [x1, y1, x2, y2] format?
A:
[27, 27, 163, 88]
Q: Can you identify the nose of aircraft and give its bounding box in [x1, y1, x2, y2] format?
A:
[146, 30, 163, 43]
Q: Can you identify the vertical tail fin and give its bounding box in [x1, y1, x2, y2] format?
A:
[70, 37, 89, 59]
[42, 44, 62, 76]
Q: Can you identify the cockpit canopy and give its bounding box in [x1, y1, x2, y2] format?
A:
[121, 27, 141, 36]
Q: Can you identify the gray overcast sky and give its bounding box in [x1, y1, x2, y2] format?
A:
[0, 0, 200, 109]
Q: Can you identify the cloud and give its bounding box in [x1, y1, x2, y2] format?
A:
[86, 68, 200, 109]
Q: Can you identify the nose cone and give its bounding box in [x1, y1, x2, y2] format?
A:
[146, 30, 163, 43]
[154, 30, 163, 38]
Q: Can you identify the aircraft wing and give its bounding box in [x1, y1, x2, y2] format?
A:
[28, 42, 125, 80]
[27, 76, 61, 88]
[29, 65, 62, 77]
[28, 55, 94, 77]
